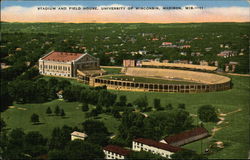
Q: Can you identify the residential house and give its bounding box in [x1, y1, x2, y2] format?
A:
[71, 131, 88, 141]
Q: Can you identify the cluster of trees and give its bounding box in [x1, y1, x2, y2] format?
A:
[118, 109, 194, 144]
[198, 105, 219, 122]
[46, 106, 65, 117]
[63, 85, 117, 107]
[8, 78, 71, 104]
[48, 121, 109, 159]
[0, 123, 105, 159]
[0, 128, 48, 159]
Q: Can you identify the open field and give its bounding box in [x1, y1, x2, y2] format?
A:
[2, 75, 249, 158]
[100, 75, 199, 84]
[101, 67, 122, 74]
[2, 100, 120, 138]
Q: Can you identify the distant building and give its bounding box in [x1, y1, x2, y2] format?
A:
[225, 61, 239, 72]
[205, 47, 212, 52]
[179, 39, 185, 43]
[162, 42, 172, 46]
[182, 45, 191, 49]
[162, 59, 169, 63]
[200, 60, 209, 66]
[217, 50, 236, 58]
[138, 50, 147, 55]
[15, 48, 22, 51]
[174, 60, 189, 64]
[71, 131, 88, 141]
[160, 127, 209, 147]
[123, 59, 136, 67]
[39, 51, 100, 78]
[132, 138, 182, 158]
[103, 145, 131, 159]
[180, 52, 187, 56]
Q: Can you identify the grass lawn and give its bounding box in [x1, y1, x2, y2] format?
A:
[101, 67, 122, 74]
[2, 100, 120, 138]
[100, 75, 199, 84]
[2, 75, 249, 159]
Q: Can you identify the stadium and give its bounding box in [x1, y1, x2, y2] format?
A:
[82, 67, 231, 93]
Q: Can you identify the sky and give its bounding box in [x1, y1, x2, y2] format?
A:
[1, 0, 250, 23]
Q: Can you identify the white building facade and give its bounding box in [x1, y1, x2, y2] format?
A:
[103, 145, 131, 160]
[132, 138, 181, 159]
[71, 131, 88, 141]
[39, 51, 100, 78]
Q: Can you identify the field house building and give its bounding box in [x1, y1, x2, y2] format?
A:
[39, 51, 101, 78]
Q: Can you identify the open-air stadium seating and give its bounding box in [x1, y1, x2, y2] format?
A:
[125, 67, 230, 84]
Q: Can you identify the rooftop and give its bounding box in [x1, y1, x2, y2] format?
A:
[42, 51, 84, 62]
[163, 127, 209, 144]
[103, 145, 131, 156]
[133, 138, 182, 152]
[71, 131, 88, 138]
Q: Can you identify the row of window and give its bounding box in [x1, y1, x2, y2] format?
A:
[134, 144, 169, 158]
[105, 151, 123, 159]
[45, 72, 71, 77]
[41, 65, 71, 71]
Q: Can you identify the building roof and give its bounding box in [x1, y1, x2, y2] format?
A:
[162, 42, 172, 45]
[103, 145, 131, 156]
[163, 127, 209, 144]
[71, 131, 88, 138]
[42, 51, 84, 62]
[133, 138, 182, 152]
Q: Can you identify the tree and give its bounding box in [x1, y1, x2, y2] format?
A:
[8, 80, 36, 103]
[24, 131, 48, 157]
[31, 113, 39, 124]
[165, 103, 173, 110]
[82, 120, 109, 136]
[133, 95, 149, 111]
[46, 107, 52, 115]
[0, 80, 13, 112]
[48, 149, 68, 160]
[112, 109, 121, 119]
[58, 80, 71, 90]
[86, 133, 109, 146]
[54, 105, 60, 116]
[178, 103, 186, 109]
[118, 111, 145, 141]
[60, 109, 65, 117]
[0, 118, 6, 131]
[171, 149, 208, 159]
[49, 125, 74, 150]
[119, 95, 127, 106]
[25, 131, 47, 146]
[145, 109, 194, 137]
[65, 140, 105, 159]
[198, 105, 219, 122]
[97, 90, 117, 107]
[82, 103, 89, 112]
[154, 98, 162, 110]
[2, 128, 27, 159]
